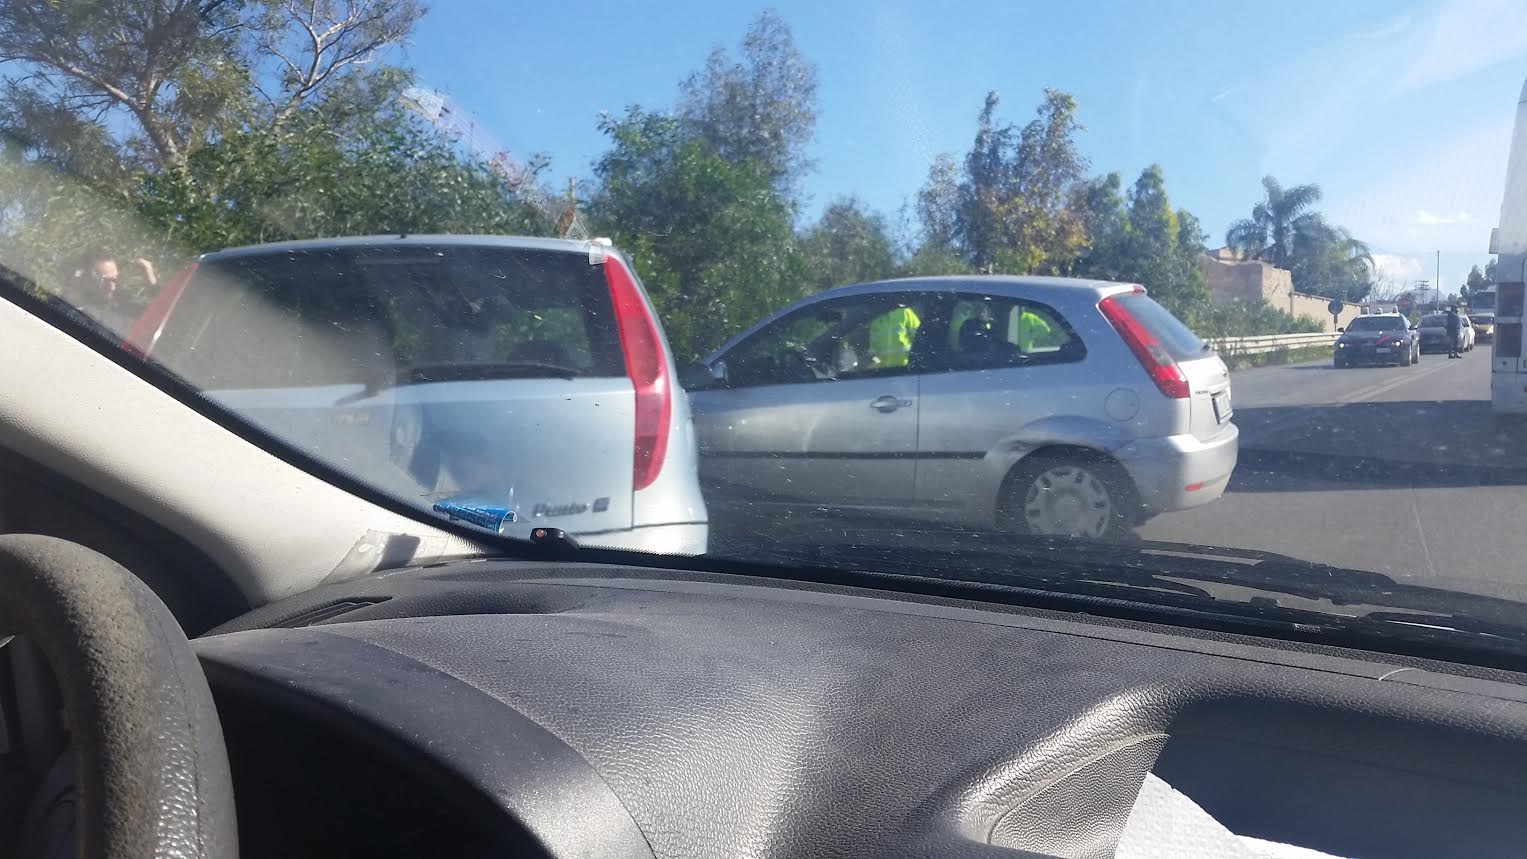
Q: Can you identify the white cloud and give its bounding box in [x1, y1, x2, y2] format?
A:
[1392, 0, 1527, 96]
[1415, 210, 1472, 225]
[1373, 253, 1423, 283]
[1345, 13, 1412, 42]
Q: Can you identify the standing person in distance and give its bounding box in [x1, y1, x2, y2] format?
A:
[1445, 305, 1464, 359]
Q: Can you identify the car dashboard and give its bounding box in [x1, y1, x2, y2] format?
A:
[196, 558, 1527, 858]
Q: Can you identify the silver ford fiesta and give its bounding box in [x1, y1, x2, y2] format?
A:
[684, 276, 1238, 539]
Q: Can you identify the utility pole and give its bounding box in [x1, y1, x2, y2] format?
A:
[1436, 250, 1443, 311]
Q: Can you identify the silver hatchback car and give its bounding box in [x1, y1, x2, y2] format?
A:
[684, 277, 1237, 538]
[126, 235, 708, 554]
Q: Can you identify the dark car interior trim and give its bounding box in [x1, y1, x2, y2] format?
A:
[193, 559, 1527, 858]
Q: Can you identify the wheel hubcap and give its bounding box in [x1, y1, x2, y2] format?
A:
[1023, 465, 1113, 538]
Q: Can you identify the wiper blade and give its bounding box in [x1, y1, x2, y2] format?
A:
[337, 361, 585, 404]
[738, 528, 1527, 639]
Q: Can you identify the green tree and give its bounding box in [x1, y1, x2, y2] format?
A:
[954, 89, 1088, 274]
[958, 91, 1007, 269]
[1465, 264, 1491, 297]
[589, 108, 806, 361]
[800, 197, 896, 292]
[585, 12, 819, 360]
[1070, 172, 1126, 280]
[1121, 166, 1181, 293]
[914, 153, 960, 252]
[677, 9, 817, 196]
[1070, 164, 1208, 320]
[131, 105, 550, 253]
[0, 132, 154, 296]
[0, 0, 423, 177]
[897, 245, 972, 278]
[1289, 226, 1373, 302]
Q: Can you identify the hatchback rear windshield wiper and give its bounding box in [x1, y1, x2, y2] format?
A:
[337, 361, 586, 404]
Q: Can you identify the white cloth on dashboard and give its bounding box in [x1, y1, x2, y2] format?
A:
[1115, 773, 1349, 859]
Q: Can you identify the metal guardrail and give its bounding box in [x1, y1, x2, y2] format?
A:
[1209, 331, 1334, 357]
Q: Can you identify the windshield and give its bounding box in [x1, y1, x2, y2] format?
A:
[1344, 316, 1408, 332]
[3, 1, 1526, 659]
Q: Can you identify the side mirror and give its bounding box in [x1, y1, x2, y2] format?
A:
[679, 361, 727, 390]
[1336, 327, 1345, 333]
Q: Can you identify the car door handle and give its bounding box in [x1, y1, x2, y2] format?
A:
[870, 395, 911, 412]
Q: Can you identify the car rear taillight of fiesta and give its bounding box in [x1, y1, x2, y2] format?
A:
[1097, 287, 1190, 399]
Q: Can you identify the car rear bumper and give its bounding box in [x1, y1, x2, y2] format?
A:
[1336, 347, 1409, 363]
[1115, 423, 1239, 517]
[575, 522, 709, 555]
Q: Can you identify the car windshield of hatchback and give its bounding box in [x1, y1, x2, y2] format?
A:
[3, 0, 1527, 662]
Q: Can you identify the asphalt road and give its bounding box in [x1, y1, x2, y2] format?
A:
[709, 345, 1527, 597]
[1140, 345, 1527, 596]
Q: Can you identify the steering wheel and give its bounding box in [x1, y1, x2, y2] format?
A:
[0, 535, 237, 859]
[779, 344, 829, 382]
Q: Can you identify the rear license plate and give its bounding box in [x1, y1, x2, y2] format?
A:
[1212, 392, 1232, 423]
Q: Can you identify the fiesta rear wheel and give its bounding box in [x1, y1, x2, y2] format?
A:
[999, 453, 1135, 540]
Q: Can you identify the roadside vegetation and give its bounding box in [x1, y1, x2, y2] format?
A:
[1, 2, 1378, 360]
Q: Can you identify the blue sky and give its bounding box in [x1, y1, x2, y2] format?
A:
[402, 0, 1527, 294]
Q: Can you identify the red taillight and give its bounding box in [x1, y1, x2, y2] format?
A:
[123, 262, 197, 357]
[1097, 289, 1190, 399]
[604, 255, 671, 491]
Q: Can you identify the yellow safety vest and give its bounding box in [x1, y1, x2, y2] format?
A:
[1016, 310, 1053, 353]
[870, 306, 921, 368]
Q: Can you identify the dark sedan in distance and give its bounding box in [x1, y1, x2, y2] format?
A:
[1333, 313, 1420, 368]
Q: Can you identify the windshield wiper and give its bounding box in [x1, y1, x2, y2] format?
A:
[720, 529, 1527, 655]
[337, 361, 585, 404]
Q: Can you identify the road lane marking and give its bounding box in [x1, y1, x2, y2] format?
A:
[1340, 359, 1456, 403]
[1408, 488, 1438, 579]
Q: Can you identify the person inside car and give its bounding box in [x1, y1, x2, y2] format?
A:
[56, 250, 157, 332]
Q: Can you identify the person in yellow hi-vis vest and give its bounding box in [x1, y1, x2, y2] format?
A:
[869, 304, 921, 368]
[1015, 306, 1054, 353]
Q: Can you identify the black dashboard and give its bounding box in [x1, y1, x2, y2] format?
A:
[196, 558, 1527, 858]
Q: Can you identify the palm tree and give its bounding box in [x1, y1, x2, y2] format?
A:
[1331, 229, 1374, 285]
[1225, 176, 1324, 270]
[1290, 222, 1375, 301]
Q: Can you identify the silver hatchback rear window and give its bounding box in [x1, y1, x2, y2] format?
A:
[151, 245, 623, 390]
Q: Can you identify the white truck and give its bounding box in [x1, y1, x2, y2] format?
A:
[1491, 74, 1527, 414]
